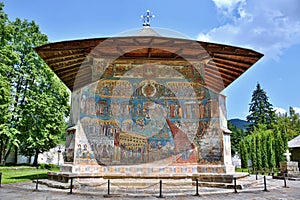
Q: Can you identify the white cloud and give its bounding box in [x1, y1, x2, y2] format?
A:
[274, 107, 287, 115]
[198, 0, 300, 60]
[211, 0, 246, 18]
[292, 107, 300, 115]
[212, 0, 244, 8]
[274, 107, 300, 115]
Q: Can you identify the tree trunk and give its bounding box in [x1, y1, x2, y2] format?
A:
[28, 156, 32, 164]
[0, 138, 3, 165]
[33, 151, 39, 167]
[4, 143, 12, 166]
[14, 146, 18, 164]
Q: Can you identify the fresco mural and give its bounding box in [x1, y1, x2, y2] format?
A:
[65, 62, 225, 166]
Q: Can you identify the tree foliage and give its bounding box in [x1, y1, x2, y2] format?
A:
[239, 123, 288, 170]
[277, 107, 300, 141]
[266, 131, 276, 169]
[273, 125, 286, 166]
[261, 130, 268, 169]
[0, 3, 69, 165]
[228, 121, 245, 156]
[239, 139, 248, 168]
[0, 2, 20, 164]
[246, 83, 276, 131]
[235, 83, 300, 171]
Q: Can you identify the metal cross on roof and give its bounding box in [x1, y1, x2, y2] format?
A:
[141, 10, 155, 27]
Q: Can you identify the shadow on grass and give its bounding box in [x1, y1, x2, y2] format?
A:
[7, 173, 48, 180]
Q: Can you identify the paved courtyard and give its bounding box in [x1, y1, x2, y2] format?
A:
[1, 175, 300, 199]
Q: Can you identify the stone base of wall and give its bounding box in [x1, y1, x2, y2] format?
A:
[60, 163, 235, 174]
[48, 163, 236, 183]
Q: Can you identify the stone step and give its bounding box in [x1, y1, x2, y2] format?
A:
[36, 176, 259, 191]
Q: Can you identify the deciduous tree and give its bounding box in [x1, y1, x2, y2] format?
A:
[0, 3, 69, 165]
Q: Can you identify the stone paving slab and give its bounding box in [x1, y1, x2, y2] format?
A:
[0, 175, 300, 199]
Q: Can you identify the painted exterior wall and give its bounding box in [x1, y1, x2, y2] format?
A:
[64, 61, 232, 172]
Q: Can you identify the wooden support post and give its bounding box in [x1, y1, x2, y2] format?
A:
[108, 179, 110, 195]
[195, 178, 199, 196]
[263, 176, 268, 192]
[234, 177, 238, 193]
[69, 177, 73, 194]
[158, 180, 163, 198]
[35, 175, 39, 191]
[0, 172, 2, 187]
[283, 173, 288, 188]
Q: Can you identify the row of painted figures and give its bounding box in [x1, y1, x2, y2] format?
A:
[81, 97, 219, 119]
[95, 80, 206, 98]
[75, 142, 159, 163]
[74, 141, 195, 164]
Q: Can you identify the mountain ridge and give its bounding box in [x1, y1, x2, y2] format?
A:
[229, 118, 251, 130]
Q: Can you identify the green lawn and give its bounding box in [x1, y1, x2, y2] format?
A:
[0, 166, 59, 184]
[235, 167, 280, 175]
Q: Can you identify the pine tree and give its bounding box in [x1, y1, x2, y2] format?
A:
[247, 83, 276, 131]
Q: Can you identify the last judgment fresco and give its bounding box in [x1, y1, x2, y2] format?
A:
[65, 61, 227, 167]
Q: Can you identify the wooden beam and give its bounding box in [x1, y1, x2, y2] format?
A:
[56, 65, 92, 80]
[214, 53, 261, 64]
[206, 63, 241, 77]
[50, 61, 87, 72]
[207, 61, 245, 74]
[43, 51, 85, 62]
[63, 71, 92, 86]
[212, 57, 251, 69]
[60, 67, 91, 81]
[204, 69, 232, 86]
[204, 73, 227, 86]
[203, 79, 224, 93]
[47, 57, 85, 67]
[205, 65, 237, 82]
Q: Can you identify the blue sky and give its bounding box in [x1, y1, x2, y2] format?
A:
[2, 0, 300, 120]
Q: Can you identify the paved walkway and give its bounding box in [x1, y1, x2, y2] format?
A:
[1, 175, 300, 199]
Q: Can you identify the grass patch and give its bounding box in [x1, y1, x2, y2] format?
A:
[235, 168, 250, 173]
[0, 166, 59, 184]
[235, 167, 280, 175]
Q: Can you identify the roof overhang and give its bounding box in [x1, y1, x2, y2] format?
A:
[35, 36, 263, 92]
